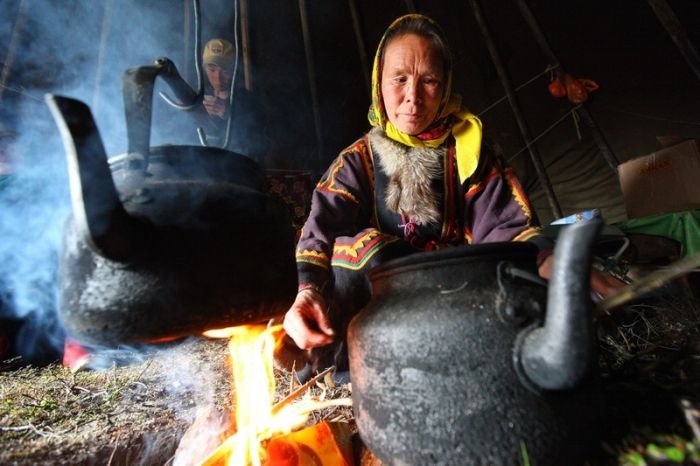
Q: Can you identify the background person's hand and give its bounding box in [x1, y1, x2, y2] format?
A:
[203, 95, 229, 119]
[283, 289, 335, 350]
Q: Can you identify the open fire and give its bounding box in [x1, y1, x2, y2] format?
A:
[176, 324, 352, 466]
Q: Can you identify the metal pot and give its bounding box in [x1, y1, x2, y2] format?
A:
[348, 220, 603, 465]
[46, 59, 297, 346]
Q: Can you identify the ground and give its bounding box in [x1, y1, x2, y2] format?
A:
[0, 284, 698, 466]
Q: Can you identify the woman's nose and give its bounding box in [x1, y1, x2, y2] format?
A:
[405, 80, 421, 104]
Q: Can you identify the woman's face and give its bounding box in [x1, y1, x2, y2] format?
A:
[381, 33, 444, 135]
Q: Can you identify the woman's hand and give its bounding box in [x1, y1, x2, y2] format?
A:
[538, 254, 626, 299]
[283, 289, 335, 350]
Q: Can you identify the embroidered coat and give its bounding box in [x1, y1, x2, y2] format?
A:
[296, 128, 544, 297]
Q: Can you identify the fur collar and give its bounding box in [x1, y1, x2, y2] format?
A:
[369, 127, 444, 225]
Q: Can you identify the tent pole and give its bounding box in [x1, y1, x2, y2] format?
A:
[648, 0, 700, 82]
[183, 0, 191, 83]
[298, 0, 325, 168]
[0, 0, 27, 103]
[468, 0, 562, 219]
[239, 0, 252, 90]
[348, 0, 371, 96]
[514, 0, 619, 172]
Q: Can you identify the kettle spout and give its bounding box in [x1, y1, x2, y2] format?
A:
[46, 94, 151, 262]
[516, 218, 603, 391]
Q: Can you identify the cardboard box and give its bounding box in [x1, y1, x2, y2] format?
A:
[618, 139, 700, 219]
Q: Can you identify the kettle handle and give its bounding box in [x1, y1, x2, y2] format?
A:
[121, 58, 204, 164]
[121, 65, 160, 161]
[514, 217, 603, 391]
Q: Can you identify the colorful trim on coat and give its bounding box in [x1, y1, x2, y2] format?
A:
[331, 228, 400, 270]
[503, 167, 532, 223]
[316, 139, 374, 205]
[513, 226, 541, 242]
[296, 249, 330, 270]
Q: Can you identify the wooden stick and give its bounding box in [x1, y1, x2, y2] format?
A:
[297, 0, 325, 168]
[469, 0, 562, 218]
[197, 366, 335, 466]
[648, 0, 700, 82]
[514, 0, 620, 170]
[272, 366, 334, 415]
[596, 252, 700, 314]
[681, 399, 700, 442]
[197, 430, 243, 466]
[348, 0, 370, 96]
[239, 0, 252, 91]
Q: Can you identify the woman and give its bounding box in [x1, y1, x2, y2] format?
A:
[281, 14, 616, 376]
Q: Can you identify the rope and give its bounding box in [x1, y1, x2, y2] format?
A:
[476, 64, 587, 165]
[477, 64, 557, 117]
[506, 104, 582, 164]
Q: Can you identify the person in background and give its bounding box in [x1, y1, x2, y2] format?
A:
[195, 38, 268, 159]
[279, 14, 623, 381]
[202, 38, 235, 120]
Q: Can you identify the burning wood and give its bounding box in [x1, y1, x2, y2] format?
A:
[174, 324, 353, 466]
[262, 421, 354, 466]
[200, 421, 354, 466]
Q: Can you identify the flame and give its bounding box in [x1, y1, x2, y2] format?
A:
[196, 324, 350, 466]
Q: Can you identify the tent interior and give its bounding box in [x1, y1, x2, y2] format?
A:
[1, 2, 700, 464]
[2, 0, 699, 225]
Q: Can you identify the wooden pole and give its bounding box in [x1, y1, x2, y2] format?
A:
[468, 0, 562, 219]
[239, 0, 253, 91]
[348, 0, 371, 96]
[596, 252, 700, 314]
[648, 0, 700, 82]
[514, 0, 620, 172]
[298, 0, 325, 169]
[183, 0, 192, 84]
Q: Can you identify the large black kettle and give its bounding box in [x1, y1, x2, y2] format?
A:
[348, 220, 603, 465]
[46, 59, 297, 346]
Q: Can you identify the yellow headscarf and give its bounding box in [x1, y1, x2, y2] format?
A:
[367, 14, 483, 183]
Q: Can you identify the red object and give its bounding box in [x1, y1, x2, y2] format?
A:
[548, 74, 599, 103]
[547, 78, 567, 98]
[62, 338, 91, 370]
[265, 439, 300, 466]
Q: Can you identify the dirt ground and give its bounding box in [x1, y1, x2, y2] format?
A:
[1, 284, 699, 466]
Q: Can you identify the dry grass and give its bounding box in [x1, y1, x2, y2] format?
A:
[0, 338, 230, 465]
[0, 336, 353, 465]
[0, 287, 698, 465]
[597, 289, 700, 465]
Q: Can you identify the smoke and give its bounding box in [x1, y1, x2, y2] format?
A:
[0, 0, 215, 364]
